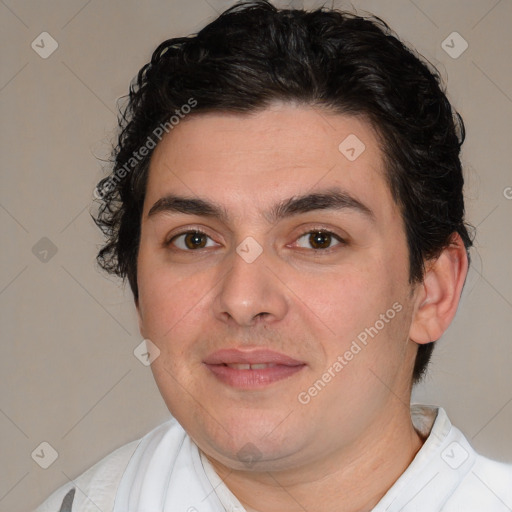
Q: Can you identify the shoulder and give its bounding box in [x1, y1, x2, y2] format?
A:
[443, 453, 512, 511]
[34, 418, 183, 512]
[33, 439, 140, 512]
[403, 405, 512, 512]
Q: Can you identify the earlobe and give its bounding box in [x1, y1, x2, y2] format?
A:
[409, 233, 468, 345]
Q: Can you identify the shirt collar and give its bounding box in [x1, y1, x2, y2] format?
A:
[199, 405, 477, 512]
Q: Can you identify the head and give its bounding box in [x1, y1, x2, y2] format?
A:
[93, 0, 472, 471]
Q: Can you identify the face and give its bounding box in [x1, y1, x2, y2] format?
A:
[136, 104, 420, 472]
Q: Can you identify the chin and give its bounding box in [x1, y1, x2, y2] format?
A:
[190, 412, 310, 471]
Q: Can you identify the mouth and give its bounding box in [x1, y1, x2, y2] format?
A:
[203, 348, 306, 389]
[222, 362, 279, 370]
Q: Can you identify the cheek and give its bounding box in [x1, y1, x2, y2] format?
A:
[311, 264, 390, 335]
[137, 251, 209, 343]
[304, 252, 410, 362]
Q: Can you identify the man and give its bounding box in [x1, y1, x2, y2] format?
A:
[36, 1, 512, 511]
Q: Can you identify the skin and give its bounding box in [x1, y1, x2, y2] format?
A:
[136, 103, 468, 512]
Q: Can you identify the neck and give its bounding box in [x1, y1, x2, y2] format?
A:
[206, 405, 424, 512]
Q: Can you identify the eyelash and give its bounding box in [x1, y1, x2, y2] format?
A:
[165, 228, 346, 252]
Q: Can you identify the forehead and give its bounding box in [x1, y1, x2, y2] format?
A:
[144, 104, 396, 222]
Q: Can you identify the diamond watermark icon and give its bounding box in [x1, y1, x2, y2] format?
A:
[31, 32, 59, 59]
[32, 237, 58, 263]
[31, 441, 59, 469]
[236, 236, 263, 264]
[237, 442, 262, 468]
[134, 339, 161, 366]
[441, 441, 469, 469]
[338, 134, 366, 162]
[441, 32, 468, 59]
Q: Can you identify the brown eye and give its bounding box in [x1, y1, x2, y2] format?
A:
[184, 232, 207, 249]
[170, 231, 215, 250]
[296, 231, 343, 250]
[310, 231, 332, 249]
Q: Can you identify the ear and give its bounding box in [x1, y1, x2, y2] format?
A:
[135, 297, 146, 339]
[409, 233, 469, 344]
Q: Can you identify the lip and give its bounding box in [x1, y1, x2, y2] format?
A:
[204, 348, 306, 389]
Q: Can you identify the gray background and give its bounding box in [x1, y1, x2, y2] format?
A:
[0, 1, 511, 510]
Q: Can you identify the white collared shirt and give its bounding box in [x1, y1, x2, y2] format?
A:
[35, 405, 512, 511]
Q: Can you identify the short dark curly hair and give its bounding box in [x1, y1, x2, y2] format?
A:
[93, 0, 473, 383]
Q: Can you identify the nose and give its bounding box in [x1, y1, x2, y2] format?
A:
[212, 245, 288, 327]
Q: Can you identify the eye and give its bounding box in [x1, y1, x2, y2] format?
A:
[168, 230, 217, 250]
[295, 230, 344, 250]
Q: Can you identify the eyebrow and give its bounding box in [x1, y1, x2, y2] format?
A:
[147, 188, 375, 224]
